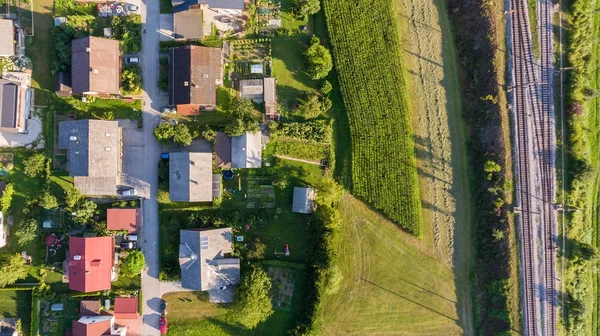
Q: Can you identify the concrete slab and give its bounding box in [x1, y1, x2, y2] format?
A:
[158, 14, 174, 41]
[0, 114, 42, 148]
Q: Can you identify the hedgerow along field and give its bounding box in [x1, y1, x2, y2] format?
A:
[323, 0, 423, 236]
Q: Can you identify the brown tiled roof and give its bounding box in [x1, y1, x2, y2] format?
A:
[107, 208, 139, 233]
[169, 46, 221, 107]
[215, 132, 231, 168]
[80, 300, 100, 316]
[71, 37, 120, 95]
[176, 104, 200, 116]
[114, 298, 139, 319]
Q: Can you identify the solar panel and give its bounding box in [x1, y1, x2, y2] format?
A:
[201, 236, 208, 250]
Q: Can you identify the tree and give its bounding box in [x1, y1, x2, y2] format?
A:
[173, 123, 193, 146]
[244, 120, 260, 134]
[15, 218, 39, 246]
[72, 200, 97, 225]
[121, 68, 142, 95]
[305, 35, 332, 80]
[122, 250, 146, 276]
[484, 160, 501, 180]
[24, 153, 47, 178]
[320, 80, 332, 95]
[225, 118, 246, 137]
[247, 238, 266, 260]
[231, 265, 273, 329]
[272, 175, 289, 190]
[39, 191, 58, 210]
[0, 253, 28, 287]
[296, 92, 323, 119]
[64, 185, 82, 210]
[294, 0, 320, 18]
[154, 123, 175, 144]
[0, 183, 14, 212]
[204, 129, 217, 142]
[230, 97, 254, 119]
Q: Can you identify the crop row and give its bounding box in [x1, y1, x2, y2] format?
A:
[323, 0, 423, 236]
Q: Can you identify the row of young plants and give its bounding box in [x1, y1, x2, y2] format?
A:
[323, 0, 422, 236]
[446, 0, 515, 333]
[278, 119, 332, 143]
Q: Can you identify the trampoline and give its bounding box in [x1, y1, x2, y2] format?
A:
[222, 169, 234, 180]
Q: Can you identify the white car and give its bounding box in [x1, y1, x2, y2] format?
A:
[127, 5, 139, 12]
[119, 188, 137, 196]
[161, 107, 176, 114]
[125, 57, 140, 64]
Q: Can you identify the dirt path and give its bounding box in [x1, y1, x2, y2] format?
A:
[274, 155, 321, 165]
[397, 0, 474, 334]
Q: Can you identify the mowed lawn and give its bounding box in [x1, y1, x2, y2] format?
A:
[396, 0, 473, 332]
[321, 194, 464, 335]
[0, 290, 32, 335]
[26, 0, 54, 104]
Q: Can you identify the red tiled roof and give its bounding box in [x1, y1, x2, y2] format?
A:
[114, 298, 139, 319]
[72, 318, 111, 336]
[176, 104, 200, 116]
[68, 236, 114, 292]
[107, 208, 138, 233]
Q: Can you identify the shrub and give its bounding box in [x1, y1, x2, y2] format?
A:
[121, 250, 146, 276]
[0, 253, 28, 287]
[320, 80, 332, 95]
[121, 67, 142, 96]
[154, 123, 175, 144]
[173, 123, 193, 146]
[39, 191, 58, 210]
[0, 183, 14, 212]
[231, 265, 273, 329]
[24, 153, 47, 178]
[15, 218, 39, 246]
[305, 35, 332, 80]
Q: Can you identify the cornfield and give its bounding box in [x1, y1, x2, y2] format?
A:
[324, 0, 423, 236]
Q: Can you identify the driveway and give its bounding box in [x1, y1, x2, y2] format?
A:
[119, 120, 151, 197]
[139, 0, 164, 334]
[158, 14, 174, 41]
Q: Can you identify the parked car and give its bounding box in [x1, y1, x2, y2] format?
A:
[125, 57, 140, 64]
[160, 300, 168, 316]
[119, 188, 137, 196]
[120, 241, 136, 249]
[127, 4, 138, 11]
[160, 316, 168, 334]
[161, 107, 176, 114]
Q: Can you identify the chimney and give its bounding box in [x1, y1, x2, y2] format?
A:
[91, 68, 98, 74]
[184, 81, 189, 86]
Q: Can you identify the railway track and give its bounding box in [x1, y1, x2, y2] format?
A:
[508, 0, 557, 334]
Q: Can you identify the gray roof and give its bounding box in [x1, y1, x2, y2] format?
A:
[198, 0, 244, 10]
[212, 174, 221, 198]
[292, 187, 316, 214]
[169, 152, 214, 202]
[231, 131, 262, 168]
[263, 77, 276, 116]
[0, 318, 19, 336]
[239, 79, 264, 103]
[174, 9, 203, 40]
[0, 80, 17, 130]
[58, 120, 119, 195]
[0, 20, 14, 57]
[179, 228, 240, 291]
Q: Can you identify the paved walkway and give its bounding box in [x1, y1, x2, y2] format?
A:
[274, 155, 321, 165]
[140, 0, 164, 334]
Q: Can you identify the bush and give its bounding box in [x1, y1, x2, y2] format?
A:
[296, 92, 323, 119]
[231, 265, 274, 329]
[24, 153, 47, 178]
[0, 183, 14, 212]
[320, 80, 332, 95]
[110, 15, 142, 53]
[305, 35, 332, 80]
[154, 123, 175, 144]
[0, 253, 28, 287]
[173, 124, 193, 146]
[121, 250, 146, 276]
[247, 238, 266, 260]
[39, 191, 58, 210]
[294, 0, 320, 18]
[121, 67, 142, 96]
[15, 218, 39, 246]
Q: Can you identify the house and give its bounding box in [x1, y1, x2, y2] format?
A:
[179, 228, 240, 296]
[169, 152, 220, 202]
[292, 187, 316, 214]
[80, 300, 101, 316]
[169, 46, 222, 114]
[58, 120, 120, 195]
[67, 236, 115, 292]
[215, 132, 231, 168]
[0, 72, 34, 134]
[54, 72, 72, 97]
[114, 298, 138, 320]
[107, 209, 140, 233]
[71, 37, 121, 95]
[72, 315, 127, 336]
[0, 19, 14, 57]
[231, 131, 262, 168]
[263, 78, 277, 118]
[0, 318, 21, 336]
[174, 8, 203, 40]
[239, 79, 264, 103]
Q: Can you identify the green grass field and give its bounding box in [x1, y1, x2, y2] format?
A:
[164, 266, 307, 336]
[0, 290, 32, 335]
[397, 0, 473, 331]
[321, 194, 463, 335]
[25, 0, 53, 104]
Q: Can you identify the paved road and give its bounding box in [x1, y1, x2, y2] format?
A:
[139, 0, 164, 334]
